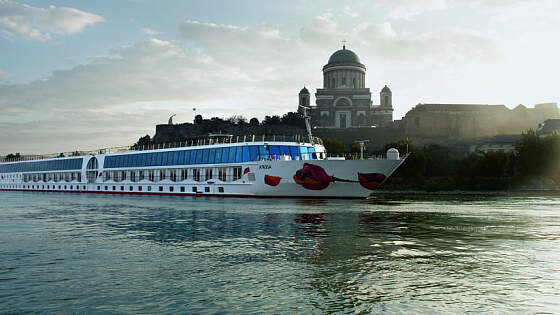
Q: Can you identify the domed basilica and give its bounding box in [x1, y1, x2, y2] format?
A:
[298, 45, 393, 128]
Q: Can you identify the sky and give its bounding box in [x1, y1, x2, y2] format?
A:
[0, 0, 559, 155]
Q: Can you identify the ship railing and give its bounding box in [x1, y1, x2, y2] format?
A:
[0, 135, 323, 163]
[324, 153, 407, 160]
[133, 135, 322, 151]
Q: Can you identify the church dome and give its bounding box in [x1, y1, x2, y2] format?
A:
[299, 86, 309, 94]
[381, 85, 391, 93]
[327, 46, 361, 64]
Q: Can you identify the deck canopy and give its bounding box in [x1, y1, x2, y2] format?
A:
[104, 145, 316, 169]
[0, 158, 83, 173]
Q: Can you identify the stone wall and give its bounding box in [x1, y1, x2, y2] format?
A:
[401, 103, 559, 145]
[153, 122, 307, 144]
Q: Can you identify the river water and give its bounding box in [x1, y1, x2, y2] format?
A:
[1, 191, 559, 314]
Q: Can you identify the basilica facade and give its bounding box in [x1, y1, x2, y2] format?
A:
[298, 45, 393, 128]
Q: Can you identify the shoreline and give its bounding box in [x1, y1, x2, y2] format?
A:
[372, 189, 560, 197]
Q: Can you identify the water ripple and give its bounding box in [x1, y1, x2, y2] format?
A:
[0, 191, 559, 313]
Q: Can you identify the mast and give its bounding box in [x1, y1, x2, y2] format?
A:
[299, 104, 314, 145]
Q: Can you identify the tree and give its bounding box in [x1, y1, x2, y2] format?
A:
[322, 138, 345, 154]
[515, 129, 547, 177]
[249, 117, 260, 126]
[194, 114, 203, 124]
[382, 138, 412, 155]
[132, 135, 152, 149]
[350, 141, 361, 153]
[281, 112, 305, 127]
[478, 151, 510, 178]
[227, 115, 247, 125]
[263, 115, 281, 125]
[5, 153, 21, 160]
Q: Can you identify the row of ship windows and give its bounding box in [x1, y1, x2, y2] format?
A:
[101, 167, 244, 182]
[2, 185, 86, 190]
[103, 145, 318, 169]
[19, 167, 245, 183]
[23, 172, 81, 182]
[0, 185, 225, 193]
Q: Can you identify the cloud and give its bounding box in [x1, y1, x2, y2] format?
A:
[389, 0, 449, 20]
[139, 27, 160, 35]
[342, 5, 359, 18]
[0, 0, 104, 41]
[0, 15, 502, 154]
[354, 24, 500, 62]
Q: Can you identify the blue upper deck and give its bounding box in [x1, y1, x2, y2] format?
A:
[0, 142, 321, 173]
[0, 158, 83, 174]
[103, 143, 318, 169]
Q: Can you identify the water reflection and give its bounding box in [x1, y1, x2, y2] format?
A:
[2, 192, 559, 313]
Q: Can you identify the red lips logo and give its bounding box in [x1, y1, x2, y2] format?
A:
[357, 173, 386, 190]
[264, 175, 282, 186]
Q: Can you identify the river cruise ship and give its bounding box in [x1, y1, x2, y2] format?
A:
[0, 134, 406, 198]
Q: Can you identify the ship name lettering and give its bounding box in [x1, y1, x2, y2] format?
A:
[259, 165, 272, 169]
